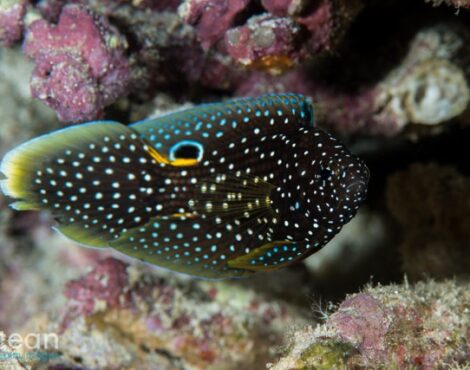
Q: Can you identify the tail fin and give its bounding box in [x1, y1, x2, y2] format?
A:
[1, 121, 166, 247]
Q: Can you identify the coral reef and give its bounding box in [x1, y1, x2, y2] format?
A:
[386, 163, 470, 280]
[269, 279, 470, 369]
[0, 1, 469, 134]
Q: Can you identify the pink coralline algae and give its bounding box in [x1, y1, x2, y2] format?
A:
[179, 0, 251, 49]
[23, 4, 129, 123]
[329, 294, 390, 362]
[295, 0, 363, 55]
[224, 0, 362, 72]
[64, 257, 130, 316]
[226, 14, 304, 74]
[261, 0, 305, 16]
[0, 0, 27, 46]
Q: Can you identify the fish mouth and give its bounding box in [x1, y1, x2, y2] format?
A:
[345, 176, 369, 206]
[343, 160, 369, 193]
[346, 180, 368, 195]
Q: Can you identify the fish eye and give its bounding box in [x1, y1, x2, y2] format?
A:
[169, 140, 204, 162]
[320, 168, 332, 181]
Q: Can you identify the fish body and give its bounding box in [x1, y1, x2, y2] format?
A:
[0, 94, 369, 278]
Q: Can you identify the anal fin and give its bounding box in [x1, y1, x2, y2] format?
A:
[228, 241, 306, 272]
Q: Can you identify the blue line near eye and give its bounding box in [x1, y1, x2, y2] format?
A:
[168, 140, 204, 162]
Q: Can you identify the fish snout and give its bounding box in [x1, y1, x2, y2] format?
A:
[344, 161, 369, 203]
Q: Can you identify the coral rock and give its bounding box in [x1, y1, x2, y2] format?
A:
[261, 0, 363, 57]
[330, 294, 390, 362]
[373, 25, 470, 132]
[226, 14, 304, 74]
[261, 0, 306, 17]
[297, 0, 362, 55]
[269, 280, 470, 369]
[23, 4, 130, 123]
[179, 0, 251, 49]
[0, 0, 27, 46]
[64, 257, 130, 316]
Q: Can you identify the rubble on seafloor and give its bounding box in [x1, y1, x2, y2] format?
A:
[268, 279, 470, 369]
[0, 1, 469, 369]
[17, 257, 310, 369]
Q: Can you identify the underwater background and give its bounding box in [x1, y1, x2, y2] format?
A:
[0, 0, 469, 369]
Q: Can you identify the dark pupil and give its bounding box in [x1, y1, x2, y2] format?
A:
[174, 144, 200, 159]
[320, 168, 331, 181]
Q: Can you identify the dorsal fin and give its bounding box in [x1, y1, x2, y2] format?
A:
[130, 94, 314, 156]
